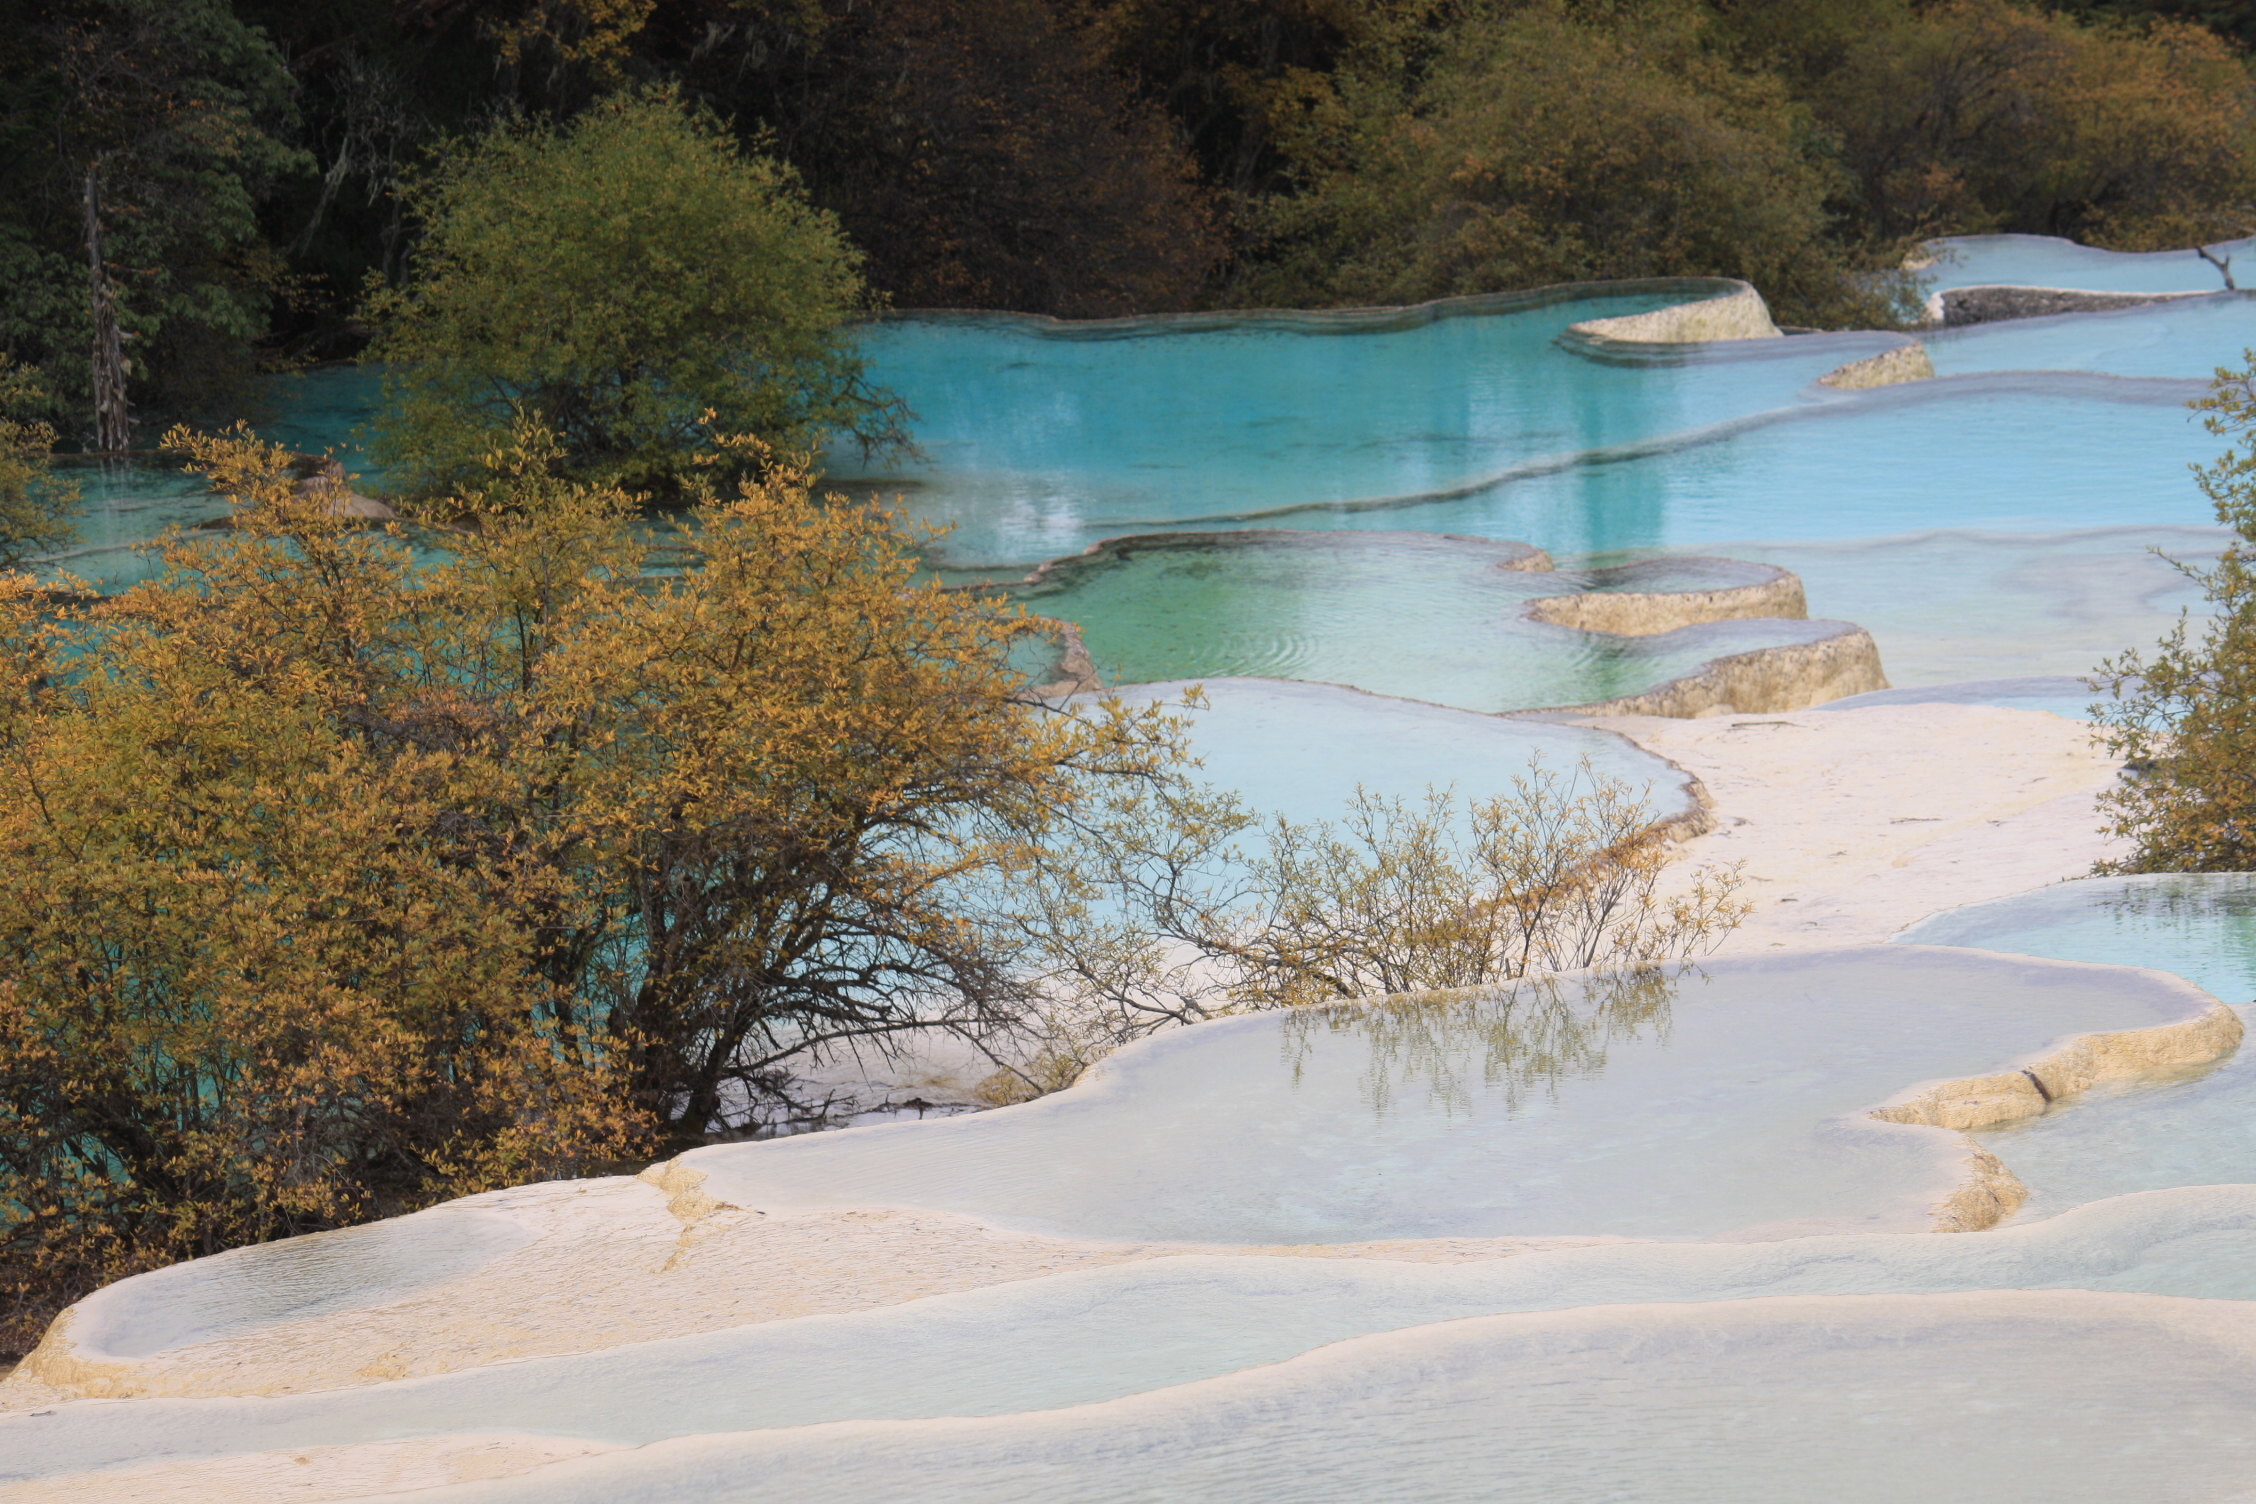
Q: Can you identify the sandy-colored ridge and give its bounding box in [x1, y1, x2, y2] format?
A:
[0, 1435, 620, 1504]
[1558, 623, 1888, 717]
[1002, 528, 1553, 593]
[0, 1172, 1619, 1408]
[1869, 998, 2243, 1232]
[1023, 616, 1101, 697]
[197, 454, 399, 529]
[1874, 1001, 2244, 1134]
[1521, 559, 1806, 636]
[1818, 343, 1934, 390]
[1566, 283, 1782, 343]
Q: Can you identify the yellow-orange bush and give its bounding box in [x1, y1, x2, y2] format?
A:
[2094, 355, 2256, 870]
[0, 425, 1186, 1352]
[0, 422, 1747, 1349]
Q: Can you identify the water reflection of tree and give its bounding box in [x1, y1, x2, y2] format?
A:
[1281, 964, 1691, 1119]
[2100, 875, 2256, 1004]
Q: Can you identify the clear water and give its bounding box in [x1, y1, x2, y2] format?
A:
[1899, 875, 2256, 1218]
[11, 1184, 2256, 1480]
[40, 295, 2224, 629]
[41, 459, 231, 591]
[677, 948, 2214, 1245]
[1900, 873, 2256, 1003]
[1013, 532, 1833, 712]
[28, 261, 2256, 1499]
[1920, 232, 2254, 294]
[829, 297, 1883, 567]
[260, 1291, 2256, 1504]
[1096, 678, 1696, 828]
[1342, 380, 2214, 559]
[1636, 526, 2221, 689]
[1928, 293, 2256, 378]
[80, 299, 2224, 583]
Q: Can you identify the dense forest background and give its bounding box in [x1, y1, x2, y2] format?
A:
[3, 0, 2256, 445]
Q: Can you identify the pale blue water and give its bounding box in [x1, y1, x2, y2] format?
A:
[679, 948, 2211, 1244]
[43, 283, 2227, 701]
[1927, 293, 2256, 379]
[1898, 875, 2256, 1219]
[1817, 676, 2101, 719]
[1097, 678, 1697, 828]
[31, 260, 2256, 1504]
[1627, 526, 2220, 687]
[373, 1291, 2256, 1504]
[1921, 232, 2254, 294]
[1345, 380, 2212, 559]
[830, 298, 1898, 566]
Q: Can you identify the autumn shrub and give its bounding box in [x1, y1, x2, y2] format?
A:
[2094, 356, 2256, 870]
[0, 423, 1187, 1352]
[0, 422, 1747, 1343]
[0, 359, 75, 569]
[1233, 1, 1909, 328]
[1789, 0, 2256, 250]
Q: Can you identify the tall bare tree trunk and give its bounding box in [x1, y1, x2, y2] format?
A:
[82, 165, 130, 453]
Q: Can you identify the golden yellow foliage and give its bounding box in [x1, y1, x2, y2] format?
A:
[0, 423, 1186, 1351]
[2094, 355, 2256, 870]
[0, 422, 1747, 1345]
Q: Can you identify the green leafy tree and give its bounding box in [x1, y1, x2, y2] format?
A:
[2094, 357, 2256, 871]
[365, 92, 902, 498]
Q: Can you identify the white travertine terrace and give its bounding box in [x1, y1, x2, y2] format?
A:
[7, 945, 2228, 1410]
[1557, 622, 1887, 716]
[279, 1292, 2256, 1504]
[1578, 703, 2132, 952]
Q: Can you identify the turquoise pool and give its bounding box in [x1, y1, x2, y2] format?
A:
[51, 272, 2232, 716]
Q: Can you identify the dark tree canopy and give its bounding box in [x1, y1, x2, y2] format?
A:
[0, 0, 2254, 437]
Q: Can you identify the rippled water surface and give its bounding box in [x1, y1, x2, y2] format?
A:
[1015, 532, 1829, 711]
